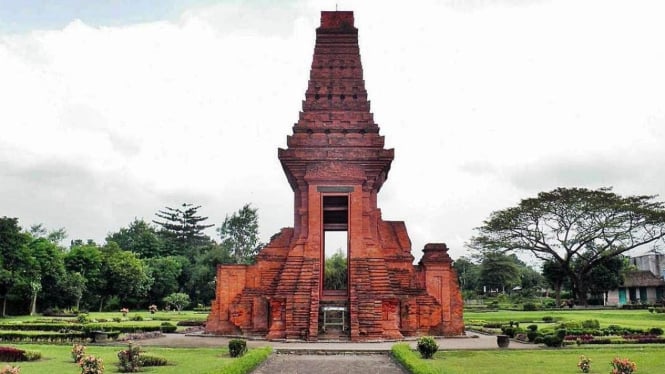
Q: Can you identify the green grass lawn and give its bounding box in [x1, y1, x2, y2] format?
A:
[465, 309, 665, 330]
[3, 344, 269, 374]
[395, 345, 665, 374]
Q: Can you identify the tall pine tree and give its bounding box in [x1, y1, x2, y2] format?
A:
[153, 203, 214, 259]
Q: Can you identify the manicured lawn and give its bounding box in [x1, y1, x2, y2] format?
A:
[3, 344, 270, 374]
[394, 344, 665, 374]
[465, 309, 665, 330]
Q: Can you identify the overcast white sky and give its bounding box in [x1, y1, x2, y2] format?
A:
[1, 0, 664, 261]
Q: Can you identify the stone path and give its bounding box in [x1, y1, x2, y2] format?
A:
[251, 354, 408, 374]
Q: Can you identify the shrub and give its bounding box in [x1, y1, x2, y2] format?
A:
[542, 316, 554, 323]
[526, 331, 540, 342]
[577, 355, 591, 373]
[117, 342, 141, 372]
[139, 354, 167, 367]
[533, 336, 545, 344]
[527, 324, 538, 332]
[21, 351, 40, 362]
[112, 318, 122, 323]
[77, 314, 90, 324]
[159, 322, 176, 333]
[176, 320, 205, 327]
[648, 327, 664, 336]
[148, 305, 157, 314]
[392, 344, 434, 374]
[80, 355, 104, 374]
[543, 334, 563, 347]
[416, 336, 438, 359]
[523, 302, 538, 311]
[130, 315, 143, 322]
[0, 347, 25, 362]
[229, 339, 248, 358]
[610, 357, 636, 374]
[72, 344, 86, 363]
[0, 365, 20, 374]
[581, 319, 600, 329]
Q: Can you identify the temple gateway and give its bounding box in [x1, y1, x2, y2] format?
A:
[205, 11, 464, 341]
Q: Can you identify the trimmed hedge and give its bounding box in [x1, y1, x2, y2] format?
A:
[391, 344, 438, 374]
[176, 320, 205, 327]
[0, 323, 81, 332]
[0, 331, 89, 343]
[211, 346, 272, 374]
[139, 354, 168, 367]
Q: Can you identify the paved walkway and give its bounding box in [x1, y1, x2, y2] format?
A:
[136, 331, 537, 351]
[251, 354, 408, 374]
[129, 332, 537, 373]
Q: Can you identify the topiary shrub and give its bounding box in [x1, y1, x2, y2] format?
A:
[228, 339, 248, 358]
[159, 322, 176, 333]
[543, 334, 563, 347]
[542, 316, 554, 323]
[533, 336, 545, 344]
[581, 319, 599, 329]
[649, 327, 664, 336]
[416, 336, 439, 359]
[527, 324, 538, 332]
[117, 342, 141, 372]
[139, 354, 167, 367]
[527, 331, 540, 342]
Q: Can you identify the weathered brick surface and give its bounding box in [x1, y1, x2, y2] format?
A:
[206, 11, 464, 341]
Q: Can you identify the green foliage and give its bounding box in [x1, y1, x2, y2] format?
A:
[648, 327, 663, 336]
[153, 203, 214, 259]
[138, 354, 167, 367]
[116, 342, 141, 372]
[543, 334, 563, 347]
[324, 249, 347, 290]
[416, 336, 439, 359]
[214, 346, 272, 374]
[581, 320, 600, 329]
[453, 256, 480, 292]
[527, 324, 538, 332]
[523, 303, 537, 311]
[478, 252, 520, 292]
[163, 292, 190, 312]
[145, 257, 182, 305]
[159, 322, 177, 333]
[469, 187, 665, 306]
[391, 343, 438, 374]
[217, 204, 263, 265]
[228, 339, 247, 358]
[106, 219, 164, 258]
[0, 217, 32, 317]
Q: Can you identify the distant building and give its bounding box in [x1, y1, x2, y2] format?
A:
[630, 250, 665, 280]
[603, 251, 665, 306]
[606, 270, 665, 306]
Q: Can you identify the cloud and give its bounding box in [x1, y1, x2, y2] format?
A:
[2, 0, 665, 262]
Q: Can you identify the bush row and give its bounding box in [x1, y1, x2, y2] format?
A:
[391, 344, 438, 374]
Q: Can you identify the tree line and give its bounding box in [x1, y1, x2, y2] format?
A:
[0, 203, 262, 316]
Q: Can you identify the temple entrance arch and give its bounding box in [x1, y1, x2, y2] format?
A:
[322, 194, 349, 299]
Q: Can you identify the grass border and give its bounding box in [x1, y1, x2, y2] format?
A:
[392, 343, 438, 374]
[208, 346, 272, 374]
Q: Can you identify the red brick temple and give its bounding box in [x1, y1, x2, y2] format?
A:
[205, 11, 464, 341]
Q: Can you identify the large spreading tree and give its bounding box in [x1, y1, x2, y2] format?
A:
[469, 187, 665, 305]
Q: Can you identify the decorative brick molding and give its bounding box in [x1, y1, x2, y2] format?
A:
[206, 10, 464, 341]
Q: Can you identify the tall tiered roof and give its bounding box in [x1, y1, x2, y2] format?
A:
[279, 11, 393, 192]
